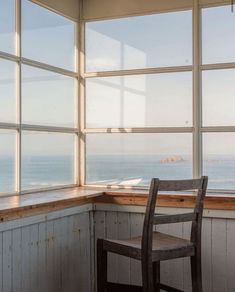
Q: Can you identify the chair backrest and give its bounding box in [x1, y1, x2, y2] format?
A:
[141, 176, 208, 263]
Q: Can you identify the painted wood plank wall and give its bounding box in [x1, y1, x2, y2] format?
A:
[93, 209, 235, 292]
[0, 205, 93, 292]
[0, 203, 235, 292]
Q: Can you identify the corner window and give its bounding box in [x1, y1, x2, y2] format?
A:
[0, 0, 77, 195]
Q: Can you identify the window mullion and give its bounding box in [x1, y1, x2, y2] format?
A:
[193, 0, 202, 178]
[79, 13, 86, 186]
[16, 0, 22, 193]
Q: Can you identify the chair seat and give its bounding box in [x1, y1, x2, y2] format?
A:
[102, 231, 195, 261]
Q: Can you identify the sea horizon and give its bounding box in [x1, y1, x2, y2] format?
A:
[1, 153, 235, 193]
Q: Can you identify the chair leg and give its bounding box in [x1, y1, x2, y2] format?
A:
[142, 260, 159, 292]
[97, 239, 107, 292]
[153, 262, 160, 292]
[191, 255, 203, 292]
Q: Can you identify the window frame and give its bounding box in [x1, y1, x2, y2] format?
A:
[1, 0, 235, 196]
[0, 0, 79, 196]
[82, 1, 235, 194]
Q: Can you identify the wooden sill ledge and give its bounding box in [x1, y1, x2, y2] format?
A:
[1, 187, 235, 222]
[0, 187, 103, 222]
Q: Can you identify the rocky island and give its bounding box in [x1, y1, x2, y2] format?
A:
[160, 155, 184, 163]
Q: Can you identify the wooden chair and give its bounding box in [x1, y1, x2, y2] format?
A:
[97, 176, 208, 292]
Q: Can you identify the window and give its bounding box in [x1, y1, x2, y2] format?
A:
[22, 132, 75, 189]
[1, 1, 235, 195]
[22, 0, 76, 70]
[0, 59, 16, 123]
[202, 5, 235, 190]
[0, 0, 77, 195]
[85, 3, 235, 193]
[86, 73, 192, 128]
[85, 10, 193, 187]
[0, 0, 16, 54]
[22, 65, 76, 127]
[86, 134, 192, 186]
[0, 130, 16, 194]
[86, 11, 192, 72]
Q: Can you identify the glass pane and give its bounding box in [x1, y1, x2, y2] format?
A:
[86, 133, 192, 186]
[22, 0, 75, 71]
[86, 11, 192, 72]
[0, 59, 16, 123]
[202, 69, 235, 126]
[0, 130, 16, 194]
[22, 132, 75, 190]
[0, 0, 15, 54]
[22, 65, 76, 127]
[86, 72, 192, 128]
[202, 5, 235, 64]
[203, 133, 235, 190]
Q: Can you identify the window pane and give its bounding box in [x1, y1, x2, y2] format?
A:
[22, 65, 76, 127]
[203, 133, 235, 190]
[22, 0, 75, 70]
[202, 69, 235, 126]
[0, 130, 16, 194]
[22, 132, 75, 190]
[202, 5, 235, 64]
[86, 11, 192, 72]
[0, 59, 16, 123]
[86, 133, 192, 186]
[86, 72, 192, 128]
[0, 0, 15, 54]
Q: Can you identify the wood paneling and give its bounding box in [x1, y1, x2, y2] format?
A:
[211, 219, 227, 292]
[200, 0, 231, 6]
[226, 219, 235, 292]
[30, 0, 79, 21]
[0, 209, 92, 292]
[0, 203, 235, 291]
[82, 0, 193, 20]
[106, 212, 118, 283]
[95, 209, 235, 292]
[82, 0, 231, 20]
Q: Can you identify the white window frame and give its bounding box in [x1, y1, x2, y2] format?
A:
[1, 0, 235, 196]
[0, 0, 79, 196]
[81, 0, 235, 194]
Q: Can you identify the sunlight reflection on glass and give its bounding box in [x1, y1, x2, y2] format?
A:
[203, 69, 235, 126]
[202, 5, 235, 64]
[0, 59, 16, 123]
[22, 65, 76, 127]
[22, 0, 75, 70]
[86, 10, 192, 72]
[86, 73, 192, 128]
[0, 0, 15, 54]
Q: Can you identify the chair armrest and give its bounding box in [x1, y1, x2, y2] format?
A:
[153, 212, 196, 225]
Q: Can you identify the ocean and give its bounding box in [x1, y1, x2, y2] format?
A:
[87, 154, 235, 190]
[1, 154, 235, 194]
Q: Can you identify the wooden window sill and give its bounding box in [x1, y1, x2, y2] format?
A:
[1, 187, 235, 222]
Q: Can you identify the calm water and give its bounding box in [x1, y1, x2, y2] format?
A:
[87, 154, 235, 190]
[1, 154, 235, 193]
[0, 156, 74, 193]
